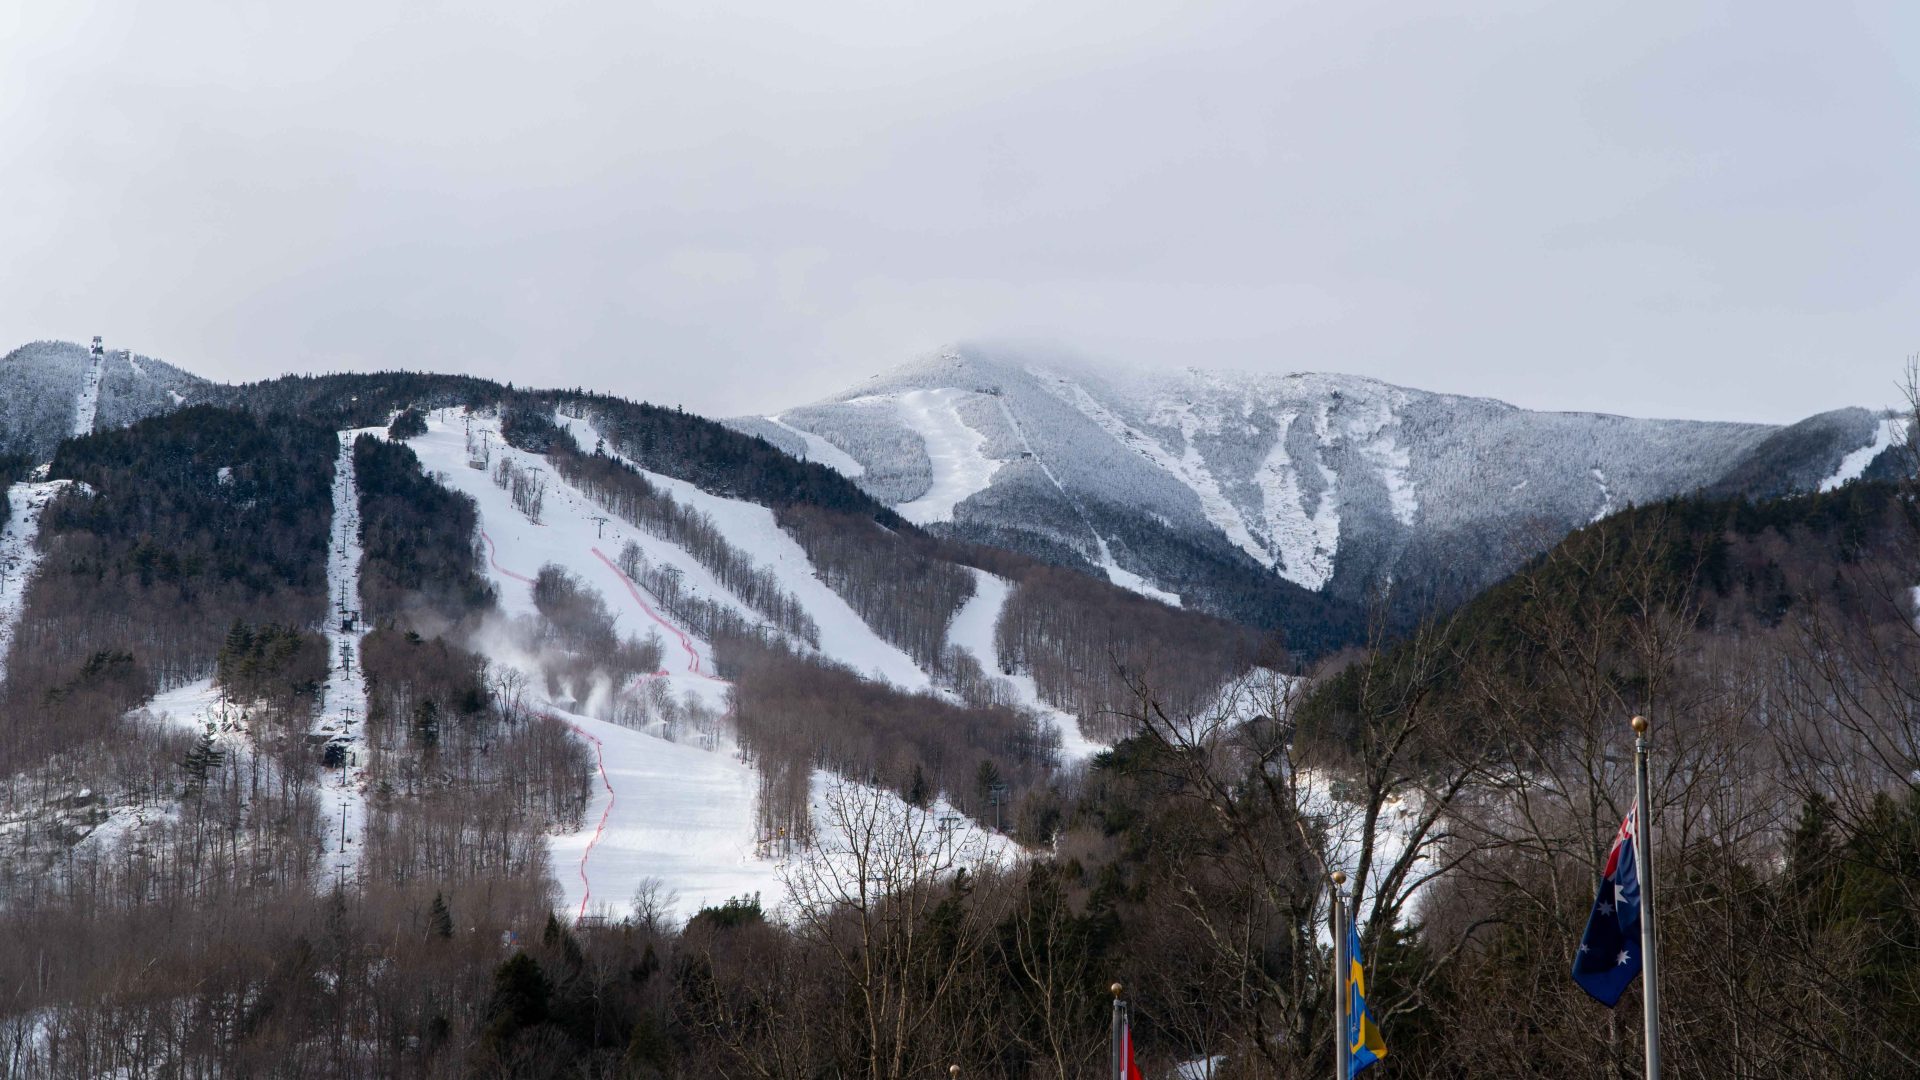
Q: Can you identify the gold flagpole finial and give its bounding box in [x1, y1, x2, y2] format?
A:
[949, 1066, 960, 1079]
[1631, 715, 1649, 735]
[1110, 982, 1124, 999]
[1332, 871, 1347, 886]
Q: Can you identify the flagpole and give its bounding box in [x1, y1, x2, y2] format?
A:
[1111, 982, 1124, 1080]
[1631, 715, 1662, 1080]
[1332, 871, 1349, 1080]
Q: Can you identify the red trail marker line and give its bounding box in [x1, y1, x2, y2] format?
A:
[547, 712, 615, 921]
[480, 529, 538, 587]
[590, 545, 724, 682]
[482, 525, 732, 921]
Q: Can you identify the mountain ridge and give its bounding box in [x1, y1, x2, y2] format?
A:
[731, 344, 1899, 634]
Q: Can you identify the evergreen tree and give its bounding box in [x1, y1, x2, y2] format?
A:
[428, 891, 454, 939]
[181, 732, 224, 799]
[387, 406, 428, 440]
[413, 698, 440, 749]
[482, 952, 550, 1049]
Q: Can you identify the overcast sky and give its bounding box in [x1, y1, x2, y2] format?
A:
[4, 1, 1915, 422]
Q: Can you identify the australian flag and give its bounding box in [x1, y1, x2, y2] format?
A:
[1572, 806, 1643, 1007]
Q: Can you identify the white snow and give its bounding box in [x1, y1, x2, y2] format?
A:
[312, 429, 382, 885]
[1055, 378, 1272, 569]
[1590, 465, 1615, 523]
[1298, 765, 1434, 928]
[125, 352, 145, 378]
[1820, 415, 1908, 492]
[1356, 390, 1419, 526]
[0, 481, 73, 685]
[553, 412, 931, 691]
[1176, 1055, 1225, 1080]
[72, 351, 104, 437]
[1091, 536, 1182, 607]
[1254, 411, 1340, 591]
[404, 410, 930, 921]
[546, 704, 780, 923]
[400, 410, 1025, 922]
[993, 395, 1180, 606]
[946, 569, 1106, 763]
[893, 388, 1002, 525]
[764, 414, 866, 478]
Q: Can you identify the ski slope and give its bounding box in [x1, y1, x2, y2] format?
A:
[554, 412, 931, 691]
[763, 415, 866, 478]
[892, 388, 1002, 525]
[0, 481, 73, 685]
[407, 413, 795, 918]
[311, 429, 382, 885]
[946, 569, 1105, 763]
[547, 703, 780, 922]
[1820, 414, 1908, 492]
[1253, 411, 1340, 591]
[408, 410, 1015, 921]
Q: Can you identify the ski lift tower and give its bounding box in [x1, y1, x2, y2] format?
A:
[90, 336, 103, 359]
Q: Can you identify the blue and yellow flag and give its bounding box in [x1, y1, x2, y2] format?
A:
[1346, 921, 1387, 1077]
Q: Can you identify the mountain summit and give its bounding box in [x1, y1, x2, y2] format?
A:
[733, 345, 1899, 635]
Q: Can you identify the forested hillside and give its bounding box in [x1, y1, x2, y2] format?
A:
[0, 339, 1911, 1077]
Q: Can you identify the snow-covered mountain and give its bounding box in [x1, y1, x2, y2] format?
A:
[733, 345, 1901, 631]
[0, 340, 207, 460]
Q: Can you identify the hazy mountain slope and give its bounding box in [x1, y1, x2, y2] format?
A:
[738, 345, 1893, 637]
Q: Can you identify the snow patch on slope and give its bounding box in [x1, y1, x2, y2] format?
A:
[1820, 415, 1908, 492]
[1254, 411, 1340, 591]
[764, 415, 866, 478]
[947, 569, 1106, 763]
[893, 388, 1002, 525]
[1048, 374, 1271, 568]
[1356, 390, 1418, 526]
[0, 481, 72, 685]
[1590, 466, 1615, 523]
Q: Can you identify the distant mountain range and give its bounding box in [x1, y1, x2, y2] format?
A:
[731, 345, 1906, 639]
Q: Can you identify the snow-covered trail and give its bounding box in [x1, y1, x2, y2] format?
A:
[946, 569, 1105, 764]
[71, 352, 104, 437]
[311, 429, 380, 885]
[413, 414, 766, 916]
[764, 415, 866, 478]
[417, 411, 1002, 920]
[555, 413, 930, 691]
[893, 388, 1002, 525]
[0, 481, 74, 686]
[1820, 415, 1909, 492]
[477, 524, 773, 921]
[547, 704, 776, 922]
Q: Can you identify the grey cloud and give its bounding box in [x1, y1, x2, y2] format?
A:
[3, 0, 1915, 422]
